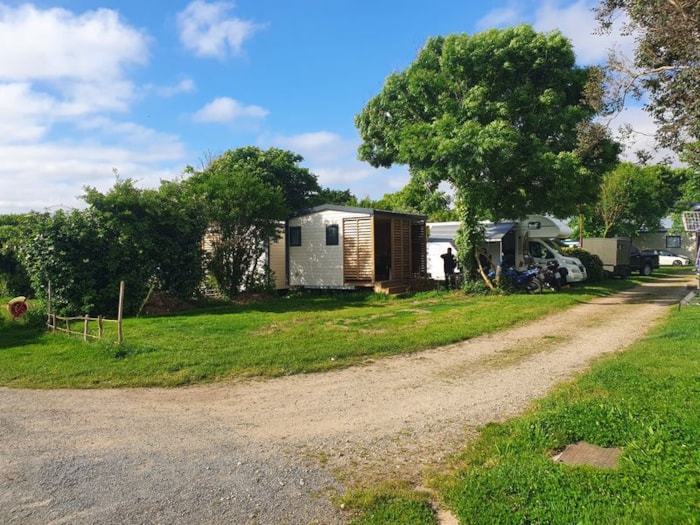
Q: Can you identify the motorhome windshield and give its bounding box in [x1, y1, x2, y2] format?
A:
[540, 239, 563, 255]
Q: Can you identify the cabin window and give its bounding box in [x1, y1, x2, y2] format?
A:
[665, 235, 681, 249]
[289, 226, 302, 246]
[326, 224, 339, 246]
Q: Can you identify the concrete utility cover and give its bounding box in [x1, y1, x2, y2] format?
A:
[552, 441, 622, 469]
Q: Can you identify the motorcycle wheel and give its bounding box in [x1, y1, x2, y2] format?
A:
[525, 278, 543, 294]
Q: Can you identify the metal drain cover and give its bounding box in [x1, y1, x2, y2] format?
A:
[552, 441, 621, 469]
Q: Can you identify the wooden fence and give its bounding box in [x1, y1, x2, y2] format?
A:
[46, 281, 125, 345]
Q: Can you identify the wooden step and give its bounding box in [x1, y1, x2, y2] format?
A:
[374, 281, 409, 295]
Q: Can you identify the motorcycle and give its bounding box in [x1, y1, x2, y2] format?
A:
[536, 260, 568, 292]
[489, 263, 542, 294]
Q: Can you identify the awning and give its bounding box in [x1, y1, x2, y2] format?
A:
[485, 222, 516, 241]
[427, 221, 516, 243]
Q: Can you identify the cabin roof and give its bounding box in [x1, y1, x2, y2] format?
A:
[291, 204, 426, 221]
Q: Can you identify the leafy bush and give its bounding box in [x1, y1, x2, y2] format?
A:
[19, 209, 148, 316]
[0, 214, 34, 297]
[17, 180, 207, 317]
[562, 246, 605, 282]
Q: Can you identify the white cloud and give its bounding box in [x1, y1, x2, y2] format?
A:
[150, 78, 197, 98]
[193, 97, 269, 123]
[0, 4, 149, 124]
[0, 138, 187, 214]
[272, 132, 356, 163]
[0, 4, 190, 215]
[476, 5, 521, 30]
[260, 131, 408, 198]
[0, 4, 148, 82]
[603, 107, 678, 165]
[177, 0, 264, 59]
[531, 0, 634, 65]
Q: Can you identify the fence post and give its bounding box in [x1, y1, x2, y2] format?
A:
[47, 281, 52, 331]
[117, 281, 125, 345]
[83, 315, 89, 342]
[98, 315, 104, 340]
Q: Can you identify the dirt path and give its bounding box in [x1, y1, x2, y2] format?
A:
[0, 275, 694, 524]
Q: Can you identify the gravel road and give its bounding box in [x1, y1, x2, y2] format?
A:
[0, 274, 693, 524]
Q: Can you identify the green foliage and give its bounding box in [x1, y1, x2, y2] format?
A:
[0, 214, 33, 296]
[83, 179, 207, 302]
[371, 174, 457, 221]
[18, 208, 147, 316]
[596, 0, 700, 153]
[16, 179, 207, 317]
[308, 187, 357, 207]
[580, 162, 687, 237]
[188, 147, 321, 297]
[561, 246, 605, 282]
[356, 25, 619, 276]
[440, 306, 700, 524]
[460, 277, 493, 296]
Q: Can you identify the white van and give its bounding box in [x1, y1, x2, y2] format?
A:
[527, 237, 588, 283]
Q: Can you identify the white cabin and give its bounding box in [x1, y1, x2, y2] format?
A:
[287, 205, 427, 289]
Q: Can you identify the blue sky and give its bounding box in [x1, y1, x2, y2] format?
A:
[0, 0, 657, 214]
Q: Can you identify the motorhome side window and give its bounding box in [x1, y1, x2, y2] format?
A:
[326, 224, 339, 246]
[289, 226, 302, 246]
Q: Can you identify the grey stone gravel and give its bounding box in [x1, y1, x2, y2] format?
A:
[1, 435, 345, 525]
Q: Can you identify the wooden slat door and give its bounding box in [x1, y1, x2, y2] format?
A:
[343, 217, 373, 281]
[391, 218, 411, 281]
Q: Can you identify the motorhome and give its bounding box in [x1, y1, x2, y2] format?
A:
[427, 216, 588, 283]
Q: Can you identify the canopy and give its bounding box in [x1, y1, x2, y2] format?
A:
[427, 221, 516, 243]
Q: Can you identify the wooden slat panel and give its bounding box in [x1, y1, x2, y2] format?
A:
[411, 223, 427, 276]
[392, 218, 411, 281]
[343, 218, 373, 281]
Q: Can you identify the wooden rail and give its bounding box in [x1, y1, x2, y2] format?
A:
[46, 281, 124, 344]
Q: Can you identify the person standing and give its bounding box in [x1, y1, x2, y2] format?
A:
[441, 247, 458, 289]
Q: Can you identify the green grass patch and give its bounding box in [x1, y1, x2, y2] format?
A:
[435, 304, 700, 524]
[0, 278, 638, 389]
[342, 483, 436, 525]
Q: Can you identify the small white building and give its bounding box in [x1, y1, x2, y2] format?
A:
[287, 205, 427, 289]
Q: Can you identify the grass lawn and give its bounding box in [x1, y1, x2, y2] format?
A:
[0, 277, 635, 388]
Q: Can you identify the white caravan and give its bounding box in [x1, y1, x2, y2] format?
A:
[427, 216, 587, 283]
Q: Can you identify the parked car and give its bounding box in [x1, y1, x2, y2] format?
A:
[640, 249, 690, 266]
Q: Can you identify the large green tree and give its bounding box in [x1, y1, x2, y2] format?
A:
[187, 147, 320, 297]
[580, 162, 686, 237]
[19, 208, 135, 316]
[595, 0, 700, 162]
[355, 25, 619, 274]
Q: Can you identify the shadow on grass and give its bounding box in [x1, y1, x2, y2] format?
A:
[0, 323, 46, 349]
[141, 289, 393, 319]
